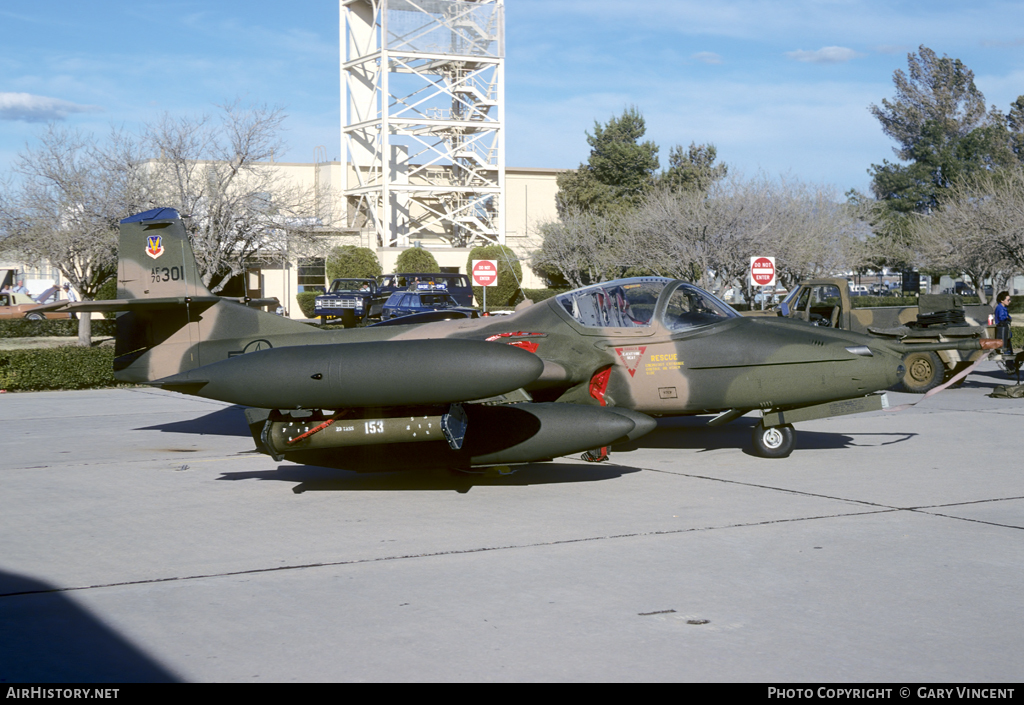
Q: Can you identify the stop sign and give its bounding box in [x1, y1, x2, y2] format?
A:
[472, 260, 499, 287]
[750, 257, 776, 287]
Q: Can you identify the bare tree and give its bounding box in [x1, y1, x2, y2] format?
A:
[534, 173, 864, 297]
[1, 101, 323, 344]
[532, 208, 634, 288]
[912, 168, 1024, 302]
[631, 174, 862, 295]
[0, 124, 149, 345]
[142, 101, 319, 293]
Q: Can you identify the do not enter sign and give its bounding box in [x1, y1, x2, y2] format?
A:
[750, 257, 776, 287]
[472, 260, 499, 287]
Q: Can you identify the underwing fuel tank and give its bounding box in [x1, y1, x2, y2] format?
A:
[153, 339, 545, 409]
[247, 403, 658, 470]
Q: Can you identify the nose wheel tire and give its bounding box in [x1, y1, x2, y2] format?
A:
[753, 421, 796, 458]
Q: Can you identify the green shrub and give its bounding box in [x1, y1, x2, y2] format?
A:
[466, 245, 523, 308]
[0, 347, 118, 391]
[395, 248, 440, 274]
[296, 292, 319, 319]
[326, 246, 382, 281]
[521, 288, 568, 304]
[0, 319, 117, 338]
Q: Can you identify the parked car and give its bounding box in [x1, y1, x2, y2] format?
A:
[380, 285, 479, 322]
[369, 272, 473, 318]
[314, 278, 378, 327]
[0, 292, 71, 320]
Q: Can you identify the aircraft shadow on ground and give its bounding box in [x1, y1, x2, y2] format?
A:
[217, 462, 642, 494]
[136, 405, 252, 437]
[968, 368, 1021, 385]
[0, 569, 180, 683]
[144, 406, 917, 468]
[613, 416, 916, 457]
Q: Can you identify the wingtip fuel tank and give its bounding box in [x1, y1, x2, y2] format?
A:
[153, 339, 545, 410]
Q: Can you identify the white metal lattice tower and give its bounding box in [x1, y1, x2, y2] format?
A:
[341, 0, 505, 249]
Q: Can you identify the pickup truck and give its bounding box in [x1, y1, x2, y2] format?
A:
[756, 278, 992, 393]
[314, 278, 378, 327]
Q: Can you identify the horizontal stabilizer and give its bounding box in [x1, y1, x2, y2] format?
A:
[31, 295, 278, 315]
[32, 296, 223, 315]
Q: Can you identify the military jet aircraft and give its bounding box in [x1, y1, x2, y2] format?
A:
[51, 209, 996, 469]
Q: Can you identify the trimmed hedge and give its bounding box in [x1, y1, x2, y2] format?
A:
[1009, 327, 1024, 351]
[0, 346, 118, 391]
[296, 291, 318, 319]
[0, 320, 117, 338]
[851, 295, 922, 308]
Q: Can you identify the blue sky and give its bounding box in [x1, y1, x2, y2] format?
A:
[2, 1, 1023, 194]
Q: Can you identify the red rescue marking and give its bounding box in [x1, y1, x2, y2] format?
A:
[614, 346, 646, 378]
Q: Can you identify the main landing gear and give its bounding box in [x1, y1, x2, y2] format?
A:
[752, 420, 796, 459]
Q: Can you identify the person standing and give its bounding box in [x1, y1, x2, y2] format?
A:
[994, 291, 1013, 354]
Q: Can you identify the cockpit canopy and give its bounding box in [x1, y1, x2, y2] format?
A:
[555, 278, 738, 331]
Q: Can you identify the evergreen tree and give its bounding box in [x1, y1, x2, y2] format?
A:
[869, 46, 989, 163]
[556, 107, 659, 216]
[659, 142, 728, 193]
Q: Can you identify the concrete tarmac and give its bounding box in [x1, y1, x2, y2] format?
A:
[1, 363, 1021, 683]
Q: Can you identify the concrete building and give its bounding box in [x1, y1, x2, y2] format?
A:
[241, 161, 561, 317]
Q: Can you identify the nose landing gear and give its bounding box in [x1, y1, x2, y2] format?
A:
[752, 421, 796, 459]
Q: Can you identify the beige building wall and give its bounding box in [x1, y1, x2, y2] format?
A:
[259, 162, 564, 316]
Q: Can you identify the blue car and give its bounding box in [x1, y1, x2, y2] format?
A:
[380, 284, 479, 322]
[369, 273, 473, 318]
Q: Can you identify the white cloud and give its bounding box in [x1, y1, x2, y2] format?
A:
[0, 93, 101, 122]
[692, 52, 723, 65]
[786, 46, 864, 64]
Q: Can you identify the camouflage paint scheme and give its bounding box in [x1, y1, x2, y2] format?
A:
[55, 210, 994, 467]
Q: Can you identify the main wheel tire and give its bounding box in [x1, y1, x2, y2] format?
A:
[752, 422, 796, 459]
[897, 350, 944, 393]
[24, 312, 44, 321]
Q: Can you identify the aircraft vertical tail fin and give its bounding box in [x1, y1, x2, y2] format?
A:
[117, 208, 213, 301]
[109, 208, 316, 384]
